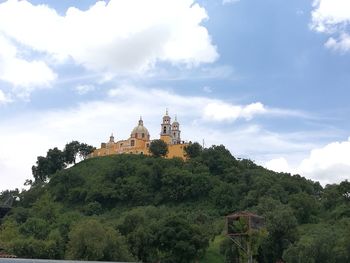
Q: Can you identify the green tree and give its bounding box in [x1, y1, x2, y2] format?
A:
[220, 238, 240, 263]
[66, 219, 133, 261]
[201, 145, 236, 175]
[83, 201, 102, 216]
[19, 218, 49, 240]
[256, 198, 298, 262]
[117, 207, 162, 262]
[11, 238, 48, 259]
[78, 143, 95, 160]
[32, 156, 50, 182]
[32, 148, 66, 183]
[210, 183, 240, 214]
[64, 141, 81, 165]
[160, 168, 193, 202]
[283, 224, 341, 263]
[184, 142, 203, 159]
[46, 147, 66, 173]
[289, 192, 319, 224]
[149, 139, 168, 157]
[32, 142, 94, 183]
[155, 215, 209, 263]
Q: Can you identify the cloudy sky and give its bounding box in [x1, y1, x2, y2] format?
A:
[1, 0, 350, 191]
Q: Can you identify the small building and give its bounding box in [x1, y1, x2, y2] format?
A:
[226, 211, 265, 236]
[90, 110, 189, 159]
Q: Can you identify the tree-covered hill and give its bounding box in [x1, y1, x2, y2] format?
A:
[1, 144, 350, 262]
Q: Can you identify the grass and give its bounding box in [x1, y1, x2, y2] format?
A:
[200, 235, 225, 263]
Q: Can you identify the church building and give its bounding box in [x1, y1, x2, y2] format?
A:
[90, 110, 189, 159]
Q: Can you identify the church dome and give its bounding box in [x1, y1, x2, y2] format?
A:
[131, 117, 150, 140]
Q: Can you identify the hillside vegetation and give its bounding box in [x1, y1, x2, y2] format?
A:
[1, 144, 350, 262]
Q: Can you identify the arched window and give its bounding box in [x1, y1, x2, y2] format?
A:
[131, 140, 135, 146]
[142, 133, 145, 138]
[163, 126, 167, 134]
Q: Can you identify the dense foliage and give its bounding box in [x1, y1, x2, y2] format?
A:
[149, 139, 169, 157]
[1, 144, 350, 262]
[31, 141, 95, 183]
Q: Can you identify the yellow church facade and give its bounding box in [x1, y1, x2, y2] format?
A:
[90, 111, 189, 159]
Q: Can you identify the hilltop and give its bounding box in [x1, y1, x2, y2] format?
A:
[1, 145, 350, 262]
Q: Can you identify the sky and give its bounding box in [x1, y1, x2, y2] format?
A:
[1, 0, 350, 191]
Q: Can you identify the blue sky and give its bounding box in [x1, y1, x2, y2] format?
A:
[1, 0, 350, 190]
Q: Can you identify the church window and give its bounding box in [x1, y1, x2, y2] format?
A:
[163, 126, 166, 134]
[131, 140, 135, 146]
[142, 133, 145, 138]
[146, 143, 149, 148]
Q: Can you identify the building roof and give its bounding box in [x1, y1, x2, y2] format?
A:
[172, 115, 179, 125]
[131, 118, 150, 138]
[226, 211, 264, 219]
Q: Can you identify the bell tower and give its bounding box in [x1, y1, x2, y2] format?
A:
[109, 133, 115, 143]
[160, 109, 172, 144]
[171, 115, 181, 144]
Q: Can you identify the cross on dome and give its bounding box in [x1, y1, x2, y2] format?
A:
[139, 116, 143, 126]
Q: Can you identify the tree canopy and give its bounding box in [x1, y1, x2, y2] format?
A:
[1, 143, 350, 262]
[184, 142, 203, 159]
[31, 141, 95, 183]
[149, 139, 168, 157]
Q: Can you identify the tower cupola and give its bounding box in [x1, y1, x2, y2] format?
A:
[171, 115, 179, 130]
[161, 109, 172, 136]
[109, 133, 115, 143]
[171, 115, 181, 144]
[162, 108, 171, 125]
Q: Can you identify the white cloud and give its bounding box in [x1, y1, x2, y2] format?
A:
[264, 138, 350, 185]
[311, 0, 350, 33]
[0, 0, 218, 76]
[108, 86, 274, 122]
[74, 84, 95, 95]
[149, 65, 236, 82]
[0, 85, 314, 191]
[298, 138, 350, 185]
[0, 90, 11, 104]
[0, 34, 56, 93]
[311, 0, 350, 51]
[265, 157, 292, 173]
[203, 102, 267, 122]
[1, 59, 56, 91]
[325, 33, 350, 52]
